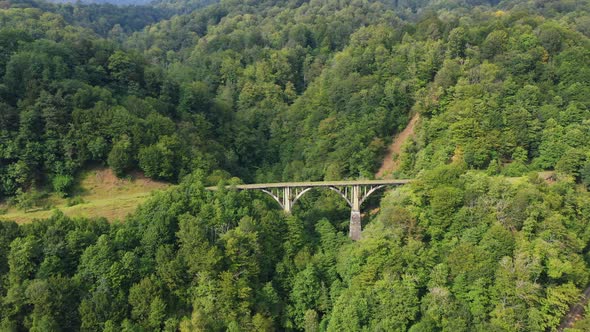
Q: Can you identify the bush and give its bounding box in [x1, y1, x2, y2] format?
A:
[580, 161, 590, 189]
[556, 149, 586, 179]
[138, 135, 180, 181]
[66, 196, 85, 207]
[52, 175, 74, 197]
[13, 188, 44, 213]
[502, 162, 529, 177]
[108, 135, 134, 178]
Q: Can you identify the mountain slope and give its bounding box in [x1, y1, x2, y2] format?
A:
[0, 0, 589, 330]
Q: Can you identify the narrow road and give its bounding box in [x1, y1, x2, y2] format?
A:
[558, 285, 590, 331]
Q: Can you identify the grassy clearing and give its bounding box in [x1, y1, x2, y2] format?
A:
[0, 167, 171, 223]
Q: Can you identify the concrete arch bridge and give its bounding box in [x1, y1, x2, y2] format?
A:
[208, 179, 412, 240]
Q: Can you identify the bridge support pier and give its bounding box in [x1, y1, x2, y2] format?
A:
[350, 210, 361, 240]
[283, 187, 292, 214]
[349, 185, 361, 240]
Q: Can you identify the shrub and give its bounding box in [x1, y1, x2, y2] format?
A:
[52, 175, 74, 197]
[67, 196, 85, 207]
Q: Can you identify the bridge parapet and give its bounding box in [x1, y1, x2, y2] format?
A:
[209, 179, 411, 190]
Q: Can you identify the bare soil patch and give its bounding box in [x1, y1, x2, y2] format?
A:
[376, 114, 419, 178]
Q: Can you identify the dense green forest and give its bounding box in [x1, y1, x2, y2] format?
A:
[1, 0, 590, 330]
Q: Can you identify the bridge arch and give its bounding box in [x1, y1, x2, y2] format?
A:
[260, 188, 284, 210]
[258, 184, 388, 212]
[292, 187, 313, 206]
[256, 183, 395, 240]
[207, 179, 411, 240]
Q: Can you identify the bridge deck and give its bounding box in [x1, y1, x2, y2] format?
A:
[207, 179, 412, 190]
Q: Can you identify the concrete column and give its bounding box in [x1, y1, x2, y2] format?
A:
[349, 185, 361, 240]
[283, 187, 292, 214]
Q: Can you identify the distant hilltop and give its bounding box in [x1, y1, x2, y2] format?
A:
[44, 0, 217, 8]
[45, 0, 155, 5]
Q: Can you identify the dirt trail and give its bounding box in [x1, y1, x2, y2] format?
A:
[558, 285, 590, 331]
[376, 113, 419, 178]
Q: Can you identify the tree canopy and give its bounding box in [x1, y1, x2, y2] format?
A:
[0, 0, 590, 330]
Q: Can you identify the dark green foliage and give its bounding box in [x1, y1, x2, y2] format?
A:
[1, 0, 589, 197]
[52, 174, 74, 196]
[1, 0, 590, 330]
[108, 135, 134, 178]
[3, 170, 587, 331]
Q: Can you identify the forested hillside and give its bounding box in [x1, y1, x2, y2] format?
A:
[46, 0, 154, 6]
[1, 0, 590, 330]
[44, 0, 215, 12]
[3, 168, 590, 331]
